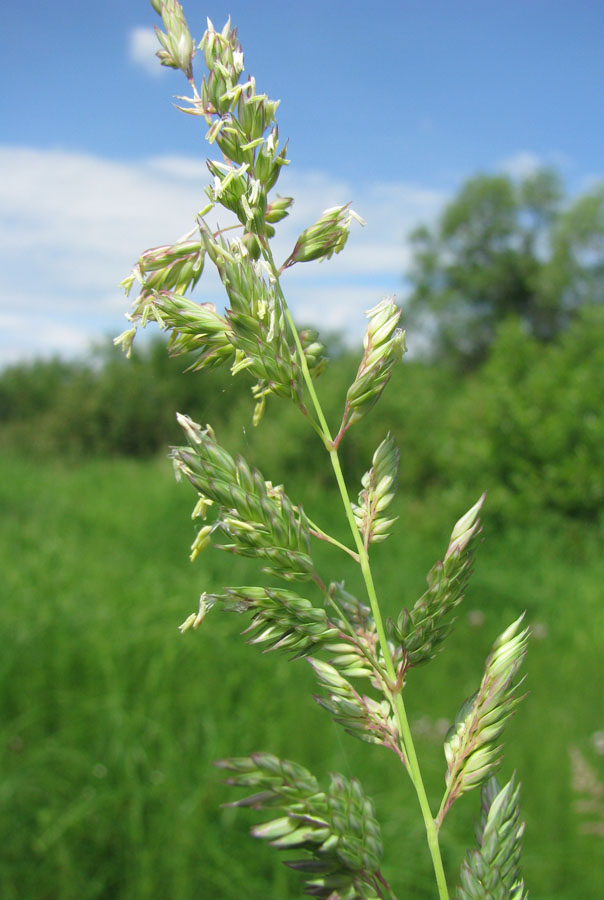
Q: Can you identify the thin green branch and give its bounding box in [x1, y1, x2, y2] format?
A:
[298, 402, 326, 441]
[307, 516, 360, 563]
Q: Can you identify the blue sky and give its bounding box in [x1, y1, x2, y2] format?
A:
[2, 0, 604, 364]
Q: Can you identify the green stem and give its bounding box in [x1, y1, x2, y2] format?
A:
[262, 243, 450, 900]
[307, 516, 360, 563]
[332, 454, 449, 900]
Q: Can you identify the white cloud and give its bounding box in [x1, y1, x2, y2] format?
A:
[0, 145, 446, 365]
[267, 170, 444, 284]
[283, 283, 393, 342]
[149, 155, 208, 180]
[129, 26, 165, 77]
[0, 312, 90, 366]
[498, 149, 574, 180]
[498, 151, 542, 179]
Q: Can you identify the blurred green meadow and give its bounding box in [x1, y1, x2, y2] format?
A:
[2, 448, 603, 899]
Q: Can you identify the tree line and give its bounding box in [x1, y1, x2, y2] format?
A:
[406, 167, 604, 366]
[2, 167, 603, 520]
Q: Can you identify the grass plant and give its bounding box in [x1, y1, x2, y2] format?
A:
[114, 4, 536, 896]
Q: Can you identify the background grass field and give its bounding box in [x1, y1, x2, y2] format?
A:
[1, 452, 603, 898]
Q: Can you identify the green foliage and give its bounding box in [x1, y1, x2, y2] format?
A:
[406, 168, 604, 365]
[0, 356, 75, 422]
[0, 337, 253, 458]
[441, 305, 604, 519]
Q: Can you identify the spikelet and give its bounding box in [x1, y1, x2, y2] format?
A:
[456, 776, 528, 900]
[352, 434, 400, 546]
[338, 299, 406, 435]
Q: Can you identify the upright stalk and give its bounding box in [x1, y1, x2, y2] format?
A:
[120, 9, 531, 898]
[264, 245, 450, 900]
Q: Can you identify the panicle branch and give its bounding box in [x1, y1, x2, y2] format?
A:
[439, 616, 529, 825]
[390, 495, 485, 672]
[216, 753, 392, 900]
[352, 434, 400, 548]
[180, 585, 339, 658]
[172, 414, 314, 580]
[337, 299, 406, 442]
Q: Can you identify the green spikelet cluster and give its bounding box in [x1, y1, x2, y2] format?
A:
[440, 616, 529, 822]
[352, 434, 400, 546]
[200, 227, 325, 422]
[283, 204, 365, 267]
[152, 0, 195, 74]
[115, 289, 234, 369]
[197, 18, 286, 202]
[216, 753, 387, 900]
[390, 495, 484, 669]
[327, 582, 375, 636]
[322, 582, 392, 688]
[180, 585, 338, 657]
[116, 12, 325, 421]
[123, 236, 205, 298]
[340, 299, 406, 433]
[308, 658, 399, 753]
[457, 776, 528, 900]
[171, 415, 314, 580]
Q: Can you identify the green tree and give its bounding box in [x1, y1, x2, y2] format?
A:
[406, 169, 604, 366]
